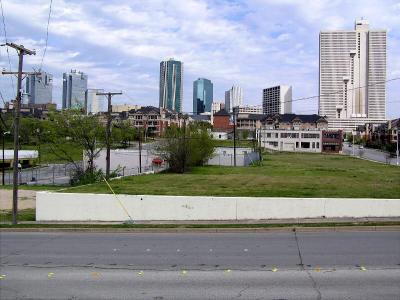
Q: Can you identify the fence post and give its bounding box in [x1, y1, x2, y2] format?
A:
[53, 165, 55, 184]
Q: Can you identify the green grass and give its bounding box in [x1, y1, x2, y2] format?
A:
[1, 221, 399, 229]
[64, 152, 400, 198]
[213, 139, 255, 148]
[0, 209, 35, 222]
[0, 185, 65, 191]
[4, 142, 83, 164]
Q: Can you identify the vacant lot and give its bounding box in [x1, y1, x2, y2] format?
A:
[65, 152, 400, 198]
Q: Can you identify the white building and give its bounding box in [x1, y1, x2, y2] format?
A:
[225, 85, 243, 112]
[25, 72, 53, 105]
[212, 102, 225, 114]
[262, 85, 292, 115]
[112, 104, 142, 113]
[85, 89, 105, 114]
[260, 129, 322, 153]
[237, 105, 263, 114]
[319, 19, 387, 131]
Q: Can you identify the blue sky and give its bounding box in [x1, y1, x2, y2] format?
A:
[0, 0, 399, 118]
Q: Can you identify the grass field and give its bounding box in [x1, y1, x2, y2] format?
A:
[65, 152, 400, 198]
[5, 142, 83, 164]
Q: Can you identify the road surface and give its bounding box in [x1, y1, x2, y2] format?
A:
[1, 230, 399, 299]
[342, 142, 398, 165]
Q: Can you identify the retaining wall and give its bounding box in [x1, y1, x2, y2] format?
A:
[36, 192, 400, 221]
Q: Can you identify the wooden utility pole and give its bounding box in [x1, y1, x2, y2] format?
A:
[1, 43, 37, 225]
[138, 127, 142, 173]
[96, 91, 122, 178]
[233, 107, 237, 167]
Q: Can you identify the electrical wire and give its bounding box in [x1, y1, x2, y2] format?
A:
[39, 0, 53, 71]
[0, 0, 15, 93]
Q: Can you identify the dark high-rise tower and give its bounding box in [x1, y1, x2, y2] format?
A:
[193, 78, 213, 114]
[159, 59, 183, 112]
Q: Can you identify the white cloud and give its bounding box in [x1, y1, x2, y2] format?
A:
[0, 0, 398, 117]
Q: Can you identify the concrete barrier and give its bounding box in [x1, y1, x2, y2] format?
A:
[36, 192, 400, 221]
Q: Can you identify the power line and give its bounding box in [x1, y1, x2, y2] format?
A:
[0, 0, 15, 93]
[39, 0, 53, 71]
[281, 76, 400, 105]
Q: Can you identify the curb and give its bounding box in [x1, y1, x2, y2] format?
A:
[1, 225, 399, 233]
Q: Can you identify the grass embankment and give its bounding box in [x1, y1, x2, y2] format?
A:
[0, 185, 65, 191]
[0, 209, 35, 222]
[5, 142, 83, 164]
[213, 139, 255, 148]
[65, 152, 400, 198]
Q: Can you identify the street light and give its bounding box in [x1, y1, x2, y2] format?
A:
[2, 130, 11, 186]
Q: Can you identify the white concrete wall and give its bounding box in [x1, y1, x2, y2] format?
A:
[36, 192, 400, 221]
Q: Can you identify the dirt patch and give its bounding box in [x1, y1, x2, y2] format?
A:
[0, 189, 36, 210]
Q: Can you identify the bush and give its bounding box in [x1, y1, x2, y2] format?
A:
[157, 123, 215, 173]
[70, 168, 104, 186]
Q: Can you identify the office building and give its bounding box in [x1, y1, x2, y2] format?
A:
[262, 85, 292, 115]
[238, 105, 263, 114]
[85, 89, 104, 115]
[25, 72, 53, 105]
[319, 19, 387, 131]
[193, 78, 213, 114]
[225, 85, 243, 112]
[112, 104, 142, 113]
[159, 58, 183, 112]
[212, 102, 225, 114]
[62, 70, 88, 109]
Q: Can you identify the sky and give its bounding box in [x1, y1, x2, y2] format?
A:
[0, 0, 399, 118]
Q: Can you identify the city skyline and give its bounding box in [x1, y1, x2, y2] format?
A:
[0, 0, 399, 118]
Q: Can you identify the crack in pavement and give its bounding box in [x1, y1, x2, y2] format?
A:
[236, 284, 251, 298]
[293, 229, 322, 300]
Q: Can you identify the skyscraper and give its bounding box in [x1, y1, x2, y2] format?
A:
[224, 85, 243, 113]
[319, 19, 387, 130]
[193, 78, 213, 114]
[159, 58, 183, 112]
[85, 89, 104, 115]
[262, 85, 292, 115]
[62, 70, 88, 109]
[25, 72, 53, 105]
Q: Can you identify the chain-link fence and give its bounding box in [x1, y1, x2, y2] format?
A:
[0, 162, 82, 185]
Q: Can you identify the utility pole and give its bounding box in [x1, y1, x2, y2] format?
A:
[138, 128, 142, 173]
[233, 107, 237, 167]
[182, 115, 187, 173]
[396, 126, 399, 166]
[1, 43, 37, 225]
[96, 91, 122, 179]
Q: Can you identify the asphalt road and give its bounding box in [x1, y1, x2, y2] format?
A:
[342, 142, 398, 165]
[1, 230, 399, 299]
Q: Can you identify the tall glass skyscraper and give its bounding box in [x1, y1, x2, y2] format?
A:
[193, 78, 213, 114]
[62, 70, 88, 109]
[25, 71, 53, 105]
[159, 59, 183, 112]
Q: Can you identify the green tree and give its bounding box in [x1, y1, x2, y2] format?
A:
[112, 121, 137, 148]
[157, 123, 215, 173]
[47, 110, 105, 173]
[241, 129, 250, 140]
